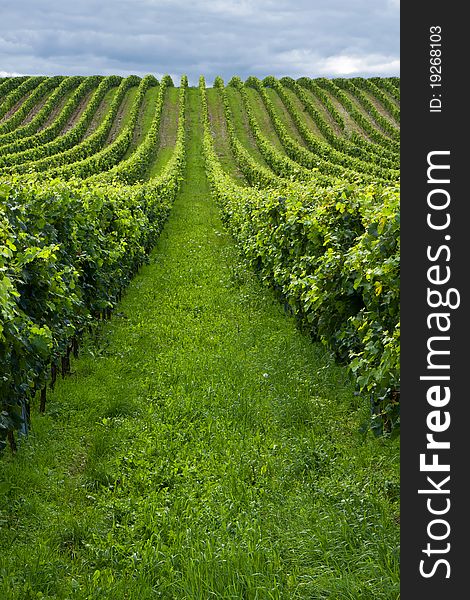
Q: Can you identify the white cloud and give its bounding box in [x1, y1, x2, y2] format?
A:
[320, 54, 400, 76]
[0, 70, 24, 76]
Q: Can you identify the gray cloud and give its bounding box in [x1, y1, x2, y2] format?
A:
[0, 0, 399, 84]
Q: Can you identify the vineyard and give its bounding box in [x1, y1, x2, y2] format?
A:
[0, 73, 400, 597]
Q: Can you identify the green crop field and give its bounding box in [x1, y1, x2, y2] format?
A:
[0, 74, 400, 599]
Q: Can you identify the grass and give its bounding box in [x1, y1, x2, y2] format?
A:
[0, 88, 400, 599]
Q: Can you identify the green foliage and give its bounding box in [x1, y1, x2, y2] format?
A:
[281, 76, 399, 170]
[265, 76, 398, 181]
[0, 76, 30, 101]
[353, 77, 400, 123]
[0, 73, 187, 447]
[7, 75, 143, 177]
[0, 76, 116, 168]
[1, 72, 399, 445]
[0, 76, 47, 121]
[315, 77, 399, 153]
[0, 76, 83, 147]
[335, 78, 400, 140]
[0, 92, 399, 594]
[0, 78, 399, 595]
[0, 77, 64, 137]
[201, 77, 400, 434]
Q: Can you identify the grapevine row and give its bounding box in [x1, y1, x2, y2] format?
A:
[0, 76, 81, 146]
[5, 76, 140, 175]
[0, 76, 46, 122]
[312, 78, 400, 152]
[0, 76, 117, 169]
[1, 72, 400, 449]
[335, 78, 400, 139]
[0, 76, 30, 102]
[222, 76, 331, 186]
[201, 75, 400, 433]
[245, 76, 386, 183]
[264, 76, 398, 180]
[0, 77, 64, 137]
[281, 77, 399, 170]
[0, 77, 103, 160]
[0, 75, 187, 452]
[351, 77, 400, 123]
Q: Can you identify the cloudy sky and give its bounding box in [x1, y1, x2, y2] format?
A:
[1, 0, 399, 85]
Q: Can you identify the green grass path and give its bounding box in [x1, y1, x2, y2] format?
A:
[0, 89, 399, 599]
